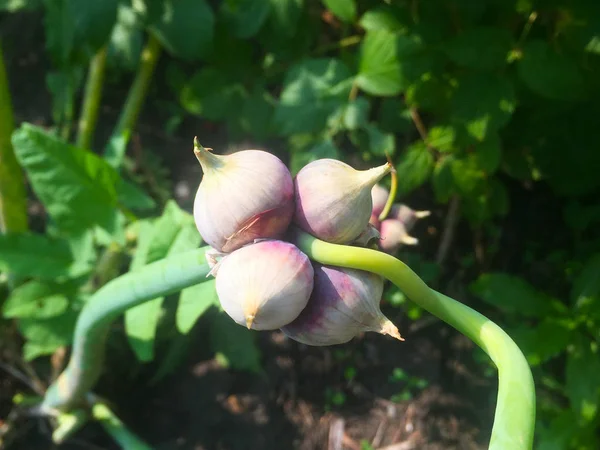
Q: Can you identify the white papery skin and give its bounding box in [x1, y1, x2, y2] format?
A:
[294, 159, 391, 244]
[215, 240, 314, 330]
[281, 264, 402, 346]
[193, 146, 294, 253]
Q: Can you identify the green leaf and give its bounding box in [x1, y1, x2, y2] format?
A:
[267, 0, 303, 38]
[117, 178, 157, 212]
[571, 253, 600, 317]
[405, 73, 452, 114]
[444, 27, 512, 70]
[179, 68, 246, 121]
[426, 125, 455, 152]
[210, 311, 261, 373]
[345, 98, 370, 130]
[46, 68, 83, 126]
[125, 220, 162, 362]
[350, 123, 395, 158]
[395, 141, 434, 194]
[125, 202, 199, 361]
[107, 4, 144, 72]
[221, 0, 271, 38]
[176, 279, 219, 334]
[323, 0, 356, 23]
[377, 98, 412, 133]
[146, 201, 195, 263]
[290, 138, 340, 175]
[0, 232, 75, 280]
[359, 6, 405, 32]
[357, 30, 431, 97]
[18, 310, 78, 360]
[0, 0, 41, 11]
[470, 273, 558, 317]
[151, 0, 214, 61]
[237, 87, 275, 139]
[473, 133, 502, 174]
[44, 0, 119, 64]
[536, 410, 581, 450]
[518, 40, 585, 101]
[509, 319, 573, 366]
[432, 156, 456, 203]
[566, 339, 600, 422]
[274, 58, 353, 135]
[451, 73, 516, 141]
[12, 124, 120, 236]
[3, 281, 69, 319]
[450, 155, 484, 195]
[364, 123, 395, 156]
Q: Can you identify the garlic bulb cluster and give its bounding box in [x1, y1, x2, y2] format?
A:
[369, 184, 430, 254]
[193, 139, 294, 253]
[281, 264, 402, 346]
[215, 240, 314, 330]
[192, 139, 404, 345]
[294, 159, 391, 244]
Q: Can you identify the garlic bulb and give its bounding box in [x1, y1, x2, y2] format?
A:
[389, 204, 430, 229]
[215, 240, 314, 330]
[379, 219, 418, 253]
[371, 184, 390, 218]
[294, 159, 391, 244]
[193, 139, 294, 253]
[281, 264, 402, 346]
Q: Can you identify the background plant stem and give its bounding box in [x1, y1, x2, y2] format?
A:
[92, 402, 152, 450]
[0, 41, 28, 234]
[106, 33, 161, 167]
[294, 230, 536, 450]
[76, 46, 108, 150]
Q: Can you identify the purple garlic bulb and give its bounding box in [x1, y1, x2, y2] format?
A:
[294, 159, 391, 244]
[281, 264, 402, 346]
[193, 139, 294, 253]
[371, 184, 390, 218]
[378, 205, 430, 253]
[390, 204, 430, 229]
[215, 240, 314, 330]
[379, 219, 417, 253]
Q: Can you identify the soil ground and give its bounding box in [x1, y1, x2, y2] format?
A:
[0, 10, 505, 450]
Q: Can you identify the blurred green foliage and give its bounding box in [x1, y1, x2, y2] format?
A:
[1, 0, 600, 448]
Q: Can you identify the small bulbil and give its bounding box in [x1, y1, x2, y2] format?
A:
[214, 240, 314, 331]
[370, 184, 390, 221]
[294, 159, 391, 244]
[379, 219, 417, 253]
[281, 263, 402, 346]
[193, 139, 294, 253]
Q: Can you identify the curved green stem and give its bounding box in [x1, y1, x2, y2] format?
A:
[76, 46, 108, 150]
[293, 230, 535, 450]
[42, 247, 211, 411]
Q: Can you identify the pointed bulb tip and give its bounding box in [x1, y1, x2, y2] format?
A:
[245, 314, 255, 330]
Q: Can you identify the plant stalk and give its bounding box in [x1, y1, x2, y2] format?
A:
[92, 402, 152, 450]
[42, 247, 210, 411]
[0, 40, 28, 234]
[76, 46, 108, 150]
[293, 230, 536, 450]
[105, 33, 161, 167]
